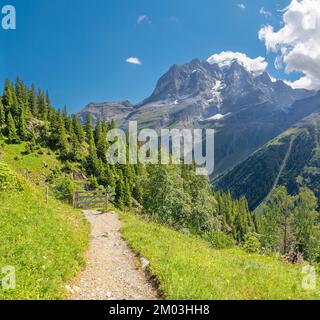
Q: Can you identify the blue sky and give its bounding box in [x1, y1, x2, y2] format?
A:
[0, 0, 292, 113]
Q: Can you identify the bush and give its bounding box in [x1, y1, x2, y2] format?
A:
[50, 176, 79, 202]
[0, 162, 22, 192]
[242, 233, 262, 254]
[204, 231, 235, 249]
[88, 176, 99, 190]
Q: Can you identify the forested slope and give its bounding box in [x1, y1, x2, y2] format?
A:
[215, 112, 320, 211]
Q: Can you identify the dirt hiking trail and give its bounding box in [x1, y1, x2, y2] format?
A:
[68, 210, 159, 300]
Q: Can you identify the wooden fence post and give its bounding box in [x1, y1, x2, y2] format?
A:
[45, 186, 49, 204]
[72, 191, 76, 209]
[104, 190, 108, 213]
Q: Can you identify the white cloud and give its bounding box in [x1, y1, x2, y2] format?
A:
[260, 7, 272, 17]
[126, 57, 142, 65]
[237, 3, 246, 10]
[207, 51, 268, 76]
[259, 0, 320, 90]
[137, 15, 151, 24]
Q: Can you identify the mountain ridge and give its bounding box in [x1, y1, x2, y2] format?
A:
[76, 57, 318, 176]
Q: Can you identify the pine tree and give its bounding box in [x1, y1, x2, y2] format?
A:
[293, 187, 319, 260]
[124, 178, 132, 208]
[69, 122, 82, 161]
[57, 113, 69, 156]
[98, 119, 108, 162]
[95, 117, 108, 161]
[72, 115, 85, 142]
[85, 113, 94, 144]
[105, 164, 116, 189]
[62, 105, 70, 130]
[37, 89, 48, 120]
[15, 77, 28, 114]
[259, 187, 295, 254]
[18, 110, 28, 140]
[0, 99, 5, 128]
[94, 117, 102, 145]
[29, 84, 38, 116]
[7, 112, 19, 144]
[86, 130, 100, 176]
[2, 79, 17, 113]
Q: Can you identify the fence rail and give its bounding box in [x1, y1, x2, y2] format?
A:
[72, 190, 108, 211]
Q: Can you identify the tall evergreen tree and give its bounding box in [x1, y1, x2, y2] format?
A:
[29, 84, 38, 116]
[2, 79, 16, 113]
[69, 121, 82, 161]
[57, 113, 69, 155]
[6, 112, 19, 144]
[259, 187, 295, 254]
[37, 89, 48, 121]
[72, 115, 85, 142]
[293, 187, 319, 260]
[85, 113, 94, 144]
[18, 110, 28, 140]
[0, 99, 5, 128]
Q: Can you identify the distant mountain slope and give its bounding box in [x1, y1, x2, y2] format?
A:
[214, 110, 320, 210]
[76, 101, 134, 126]
[76, 57, 317, 176]
[128, 59, 311, 129]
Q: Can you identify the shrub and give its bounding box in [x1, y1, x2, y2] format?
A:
[0, 162, 22, 192]
[204, 231, 235, 249]
[50, 176, 79, 202]
[88, 176, 99, 190]
[242, 233, 262, 254]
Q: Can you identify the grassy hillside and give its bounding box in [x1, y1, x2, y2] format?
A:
[0, 143, 89, 300]
[214, 113, 320, 210]
[120, 212, 320, 300]
[0, 142, 61, 186]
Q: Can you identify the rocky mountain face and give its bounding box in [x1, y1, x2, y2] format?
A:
[76, 58, 317, 176]
[214, 105, 320, 210]
[131, 59, 310, 126]
[76, 101, 134, 126]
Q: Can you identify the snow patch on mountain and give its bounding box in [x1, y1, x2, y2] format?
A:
[208, 80, 226, 109]
[206, 112, 231, 121]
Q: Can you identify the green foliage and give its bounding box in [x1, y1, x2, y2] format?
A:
[7, 112, 20, 144]
[203, 231, 236, 249]
[242, 233, 262, 254]
[142, 163, 256, 244]
[292, 188, 319, 261]
[0, 99, 5, 128]
[2, 79, 16, 112]
[215, 192, 256, 242]
[0, 162, 22, 191]
[258, 186, 320, 261]
[50, 176, 80, 202]
[142, 164, 192, 229]
[0, 79, 144, 211]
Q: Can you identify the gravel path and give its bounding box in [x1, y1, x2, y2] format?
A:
[68, 210, 158, 300]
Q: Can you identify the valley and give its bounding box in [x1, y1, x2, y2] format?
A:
[215, 112, 320, 211]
